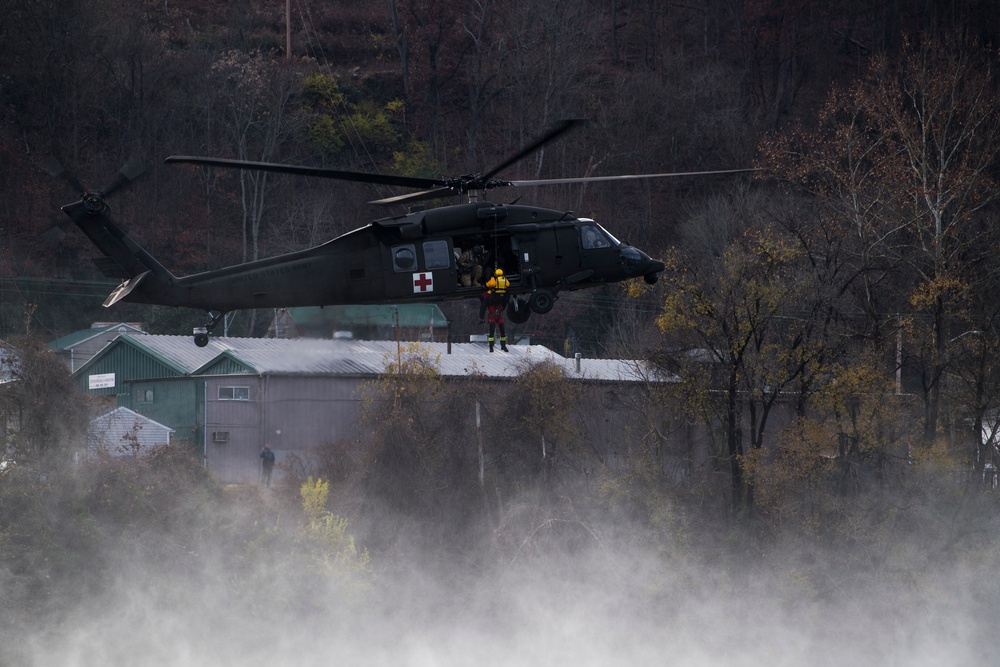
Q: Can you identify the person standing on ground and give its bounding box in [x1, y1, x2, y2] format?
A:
[260, 444, 276, 487]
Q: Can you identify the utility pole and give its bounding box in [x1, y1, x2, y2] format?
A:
[24, 302, 36, 336]
[395, 306, 401, 370]
[285, 0, 291, 59]
[896, 313, 902, 394]
[476, 399, 484, 487]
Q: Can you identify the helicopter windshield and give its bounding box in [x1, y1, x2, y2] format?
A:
[597, 223, 621, 246]
[579, 219, 620, 247]
[580, 221, 616, 249]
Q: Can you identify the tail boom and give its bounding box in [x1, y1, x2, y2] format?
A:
[62, 197, 180, 308]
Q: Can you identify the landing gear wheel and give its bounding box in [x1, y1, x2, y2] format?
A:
[644, 273, 659, 285]
[507, 298, 531, 324]
[528, 289, 556, 314]
[192, 311, 226, 346]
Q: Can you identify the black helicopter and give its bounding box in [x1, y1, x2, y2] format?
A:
[59, 119, 751, 346]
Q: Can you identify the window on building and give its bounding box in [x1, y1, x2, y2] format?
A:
[218, 386, 250, 400]
[136, 388, 154, 403]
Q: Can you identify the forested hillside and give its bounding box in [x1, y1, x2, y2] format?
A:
[3, 1, 1000, 665]
[2, 0, 996, 341]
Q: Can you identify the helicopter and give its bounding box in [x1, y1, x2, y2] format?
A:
[59, 119, 753, 346]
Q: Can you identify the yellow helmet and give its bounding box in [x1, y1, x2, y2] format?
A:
[495, 268, 504, 276]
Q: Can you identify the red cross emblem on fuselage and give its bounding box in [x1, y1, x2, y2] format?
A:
[412, 272, 433, 293]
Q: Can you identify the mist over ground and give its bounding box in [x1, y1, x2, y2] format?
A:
[3, 448, 998, 667]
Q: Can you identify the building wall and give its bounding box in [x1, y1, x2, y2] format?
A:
[261, 376, 362, 447]
[203, 376, 264, 484]
[125, 379, 202, 445]
[74, 343, 182, 399]
[201, 375, 365, 484]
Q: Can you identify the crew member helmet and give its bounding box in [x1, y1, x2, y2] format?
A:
[495, 268, 504, 276]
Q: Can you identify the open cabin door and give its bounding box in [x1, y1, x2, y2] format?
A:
[452, 233, 524, 292]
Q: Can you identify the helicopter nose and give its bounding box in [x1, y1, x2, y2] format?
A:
[643, 258, 664, 284]
[621, 246, 664, 278]
[644, 261, 663, 283]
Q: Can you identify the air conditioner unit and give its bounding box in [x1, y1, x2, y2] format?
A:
[212, 431, 230, 443]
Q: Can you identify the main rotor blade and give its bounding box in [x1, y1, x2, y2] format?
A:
[480, 118, 585, 182]
[368, 187, 457, 206]
[41, 156, 86, 194]
[507, 167, 763, 187]
[100, 157, 147, 198]
[165, 155, 443, 190]
[119, 156, 148, 182]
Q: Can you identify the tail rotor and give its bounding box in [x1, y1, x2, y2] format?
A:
[42, 155, 148, 212]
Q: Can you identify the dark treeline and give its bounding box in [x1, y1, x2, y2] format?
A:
[1, 1, 996, 335]
[3, 2, 1000, 663]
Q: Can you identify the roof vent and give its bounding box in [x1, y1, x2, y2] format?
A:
[333, 330, 353, 340]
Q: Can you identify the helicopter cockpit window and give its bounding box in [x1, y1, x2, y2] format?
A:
[423, 240, 451, 270]
[392, 244, 416, 272]
[581, 225, 610, 249]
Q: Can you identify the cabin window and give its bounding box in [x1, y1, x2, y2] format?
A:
[392, 244, 416, 272]
[423, 240, 451, 270]
[218, 386, 250, 401]
[581, 225, 610, 249]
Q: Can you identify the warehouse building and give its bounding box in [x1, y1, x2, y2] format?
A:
[73, 334, 670, 484]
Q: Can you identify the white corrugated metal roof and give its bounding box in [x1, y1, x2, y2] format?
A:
[88, 406, 174, 453]
[114, 334, 231, 372]
[115, 335, 674, 383]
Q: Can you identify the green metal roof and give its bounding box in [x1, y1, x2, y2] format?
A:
[195, 351, 257, 376]
[73, 334, 210, 381]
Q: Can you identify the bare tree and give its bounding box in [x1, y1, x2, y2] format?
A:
[492, 0, 599, 157]
[865, 34, 1000, 442]
[761, 31, 1000, 445]
[210, 51, 300, 264]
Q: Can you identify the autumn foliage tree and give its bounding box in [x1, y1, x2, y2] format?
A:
[499, 360, 580, 490]
[760, 31, 1000, 447]
[0, 338, 90, 465]
[872, 34, 1000, 444]
[657, 217, 823, 515]
[354, 344, 482, 549]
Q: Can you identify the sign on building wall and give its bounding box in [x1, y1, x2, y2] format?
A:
[88, 372, 116, 390]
